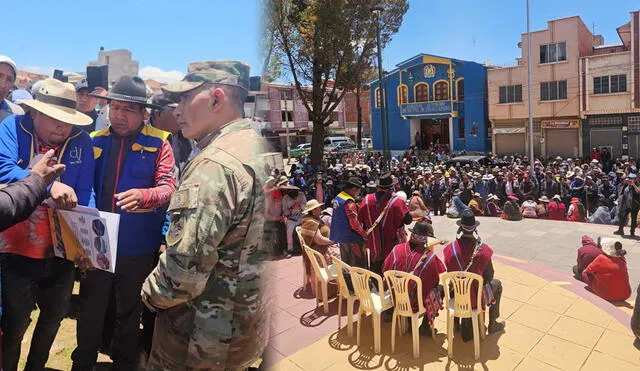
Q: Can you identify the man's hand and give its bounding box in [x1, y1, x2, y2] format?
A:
[115, 189, 144, 212]
[31, 149, 66, 186]
[50, 181, 78, 209]
[74, 255, 95, 272]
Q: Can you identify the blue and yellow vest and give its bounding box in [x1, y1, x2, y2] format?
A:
[91, 124, 170, 257]
[329, 191, 364, 243]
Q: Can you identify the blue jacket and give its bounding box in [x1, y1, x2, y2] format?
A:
[91, 125, 170, 257]
[329, 191, 364, 243]
[0, 114, 94, 206]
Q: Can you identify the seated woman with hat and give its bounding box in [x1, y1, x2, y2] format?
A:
[484, 194, 503, 217]
[536, 196, 550, 218]
[582, 238, 632, 301]
[520, 196, 538, 218]
[382, 220, 445, 335]
[547, 194, 567, 220]
[500, 195, 523, 221]
[468, 192, 484, 216]
[300, 199, 339, 290]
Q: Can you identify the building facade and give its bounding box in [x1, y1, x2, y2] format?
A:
[580, 10, 640, 159]
[343, 88, 371, 141]
[488, 16, 602, 158]
[88, 48, 139, 85]
[369, 54, 490, 153]
[251, 82, 345, 151]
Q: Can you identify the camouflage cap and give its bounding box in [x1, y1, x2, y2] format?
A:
[162, 60, 250, 102]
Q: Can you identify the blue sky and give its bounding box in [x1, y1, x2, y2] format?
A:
[2, 0, 638, 82]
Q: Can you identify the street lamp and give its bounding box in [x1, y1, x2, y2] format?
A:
[371, 5, 391, 171]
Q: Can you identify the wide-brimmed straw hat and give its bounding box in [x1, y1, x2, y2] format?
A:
[538, 196, 550, 203]
[19, 78, 93, 126]
[303, 199, 324, 214]
[600, 238, 624, 257]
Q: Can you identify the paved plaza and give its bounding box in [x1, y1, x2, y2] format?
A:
[265, 218, 640, 370]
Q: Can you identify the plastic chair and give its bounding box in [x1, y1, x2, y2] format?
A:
[349, 266, 393, 353]
[296, 227, 309, 288]
[440, 271, 486, 360]
[296, 227, 337, 314]
[332, 257, 359, 336]
[384, 270, 432, 359]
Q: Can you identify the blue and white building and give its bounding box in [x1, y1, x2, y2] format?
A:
[370, 53, 491, 152]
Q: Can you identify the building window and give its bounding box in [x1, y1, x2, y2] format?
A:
[533, 121, 541, 133]
[590, 116, 623, 126]
[594, 75, 627, 94]
[398, 85, 408, 105]
[629, 116, 640, 133]
[329, 111, 339, 122]
[540, 80, 567, 101]
[456, 79, 464, 101]
[280, 89, 293, 100]
[281, 110, 293, 122]
[414, 83, 429, 102]
[458, 118, 465, 139]
[498, 85, 522, 103]
[470, 122, 478, 136]
[434, 81, 449, 101]
[374, 88, 381, 108]
[540, 42, 567, 64]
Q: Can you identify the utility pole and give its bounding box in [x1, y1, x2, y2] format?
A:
[284, 88, 291, 164]
[526, 0, 534, 171]
[372, 6, 390, 171]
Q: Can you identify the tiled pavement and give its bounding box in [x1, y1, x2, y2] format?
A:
[264, 218, 640, 370]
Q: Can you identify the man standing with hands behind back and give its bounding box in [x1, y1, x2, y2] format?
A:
[142, 61, 270, 370]
[614, 173, 640, 237]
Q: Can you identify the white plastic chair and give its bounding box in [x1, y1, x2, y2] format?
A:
[384, 270, 432, 359]
[296, 227, 337, 314]
[440, 271, 486, 360]
[350, 266, 393, 353]
[332, 257, 359, 336]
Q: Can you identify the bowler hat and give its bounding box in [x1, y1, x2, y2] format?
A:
[91, 76, 160, 109]
[343, 177, 363, 189]
[408, 220, 440, 247]
[377, 172, 397, 189]
[456, 209, 480, 232]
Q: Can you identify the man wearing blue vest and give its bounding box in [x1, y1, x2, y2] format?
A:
[71, 76, 177, 371]
[329, 177, 368, 268]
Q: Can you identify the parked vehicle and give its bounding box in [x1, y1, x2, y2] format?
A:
[323, 136, 355, 147]
[290, 143, 311, 157]
[361, 137, 372, 149]
[325, 142, 357, 153]
[445, 155, 493, 169]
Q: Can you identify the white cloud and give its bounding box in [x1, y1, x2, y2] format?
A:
[18, 66, 56, 76]
[139, 66, 185, 84]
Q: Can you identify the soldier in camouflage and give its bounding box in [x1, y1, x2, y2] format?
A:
[141, 61, 271, 370]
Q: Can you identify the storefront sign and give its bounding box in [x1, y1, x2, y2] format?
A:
[541, 119, 579, 129]
[400, 101, 450, 116]
[493, 127, 526, 134]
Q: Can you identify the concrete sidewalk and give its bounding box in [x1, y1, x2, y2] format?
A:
[265, 243, 639, 370]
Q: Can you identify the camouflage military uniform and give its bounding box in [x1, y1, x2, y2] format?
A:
[141, 116, 270, 370]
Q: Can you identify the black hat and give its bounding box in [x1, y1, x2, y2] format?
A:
[456, 209, 480, 232]
[408, 220, 440, 246]
[376, 172, 397, 189]
[343, 177, 363, 189]
[90, 76, 160, 109]
[150, 92, 176, 110]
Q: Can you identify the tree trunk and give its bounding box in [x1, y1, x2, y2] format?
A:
[355, 86, 362, 150]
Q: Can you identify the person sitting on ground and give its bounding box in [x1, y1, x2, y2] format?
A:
[443, 210, 505, 341]
[520, 196, 538, 218]
[468, 192, 484, 216]
[547, 194, 567, 220]
[588, 198, 614, 225]
[382, 220, 445, 336]
[567, 196, 587, 222]
[536, 196, 550, 218]
[500, 195, 522, 221]
[300, 200, 339, 291]
[446, 189, 468, 218]
[572, 235, 603, 280]
[484, 194, 503, 217]
[582, 238, 632, 301]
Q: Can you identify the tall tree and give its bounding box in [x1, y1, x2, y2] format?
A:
[265, 0, 409, 167]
